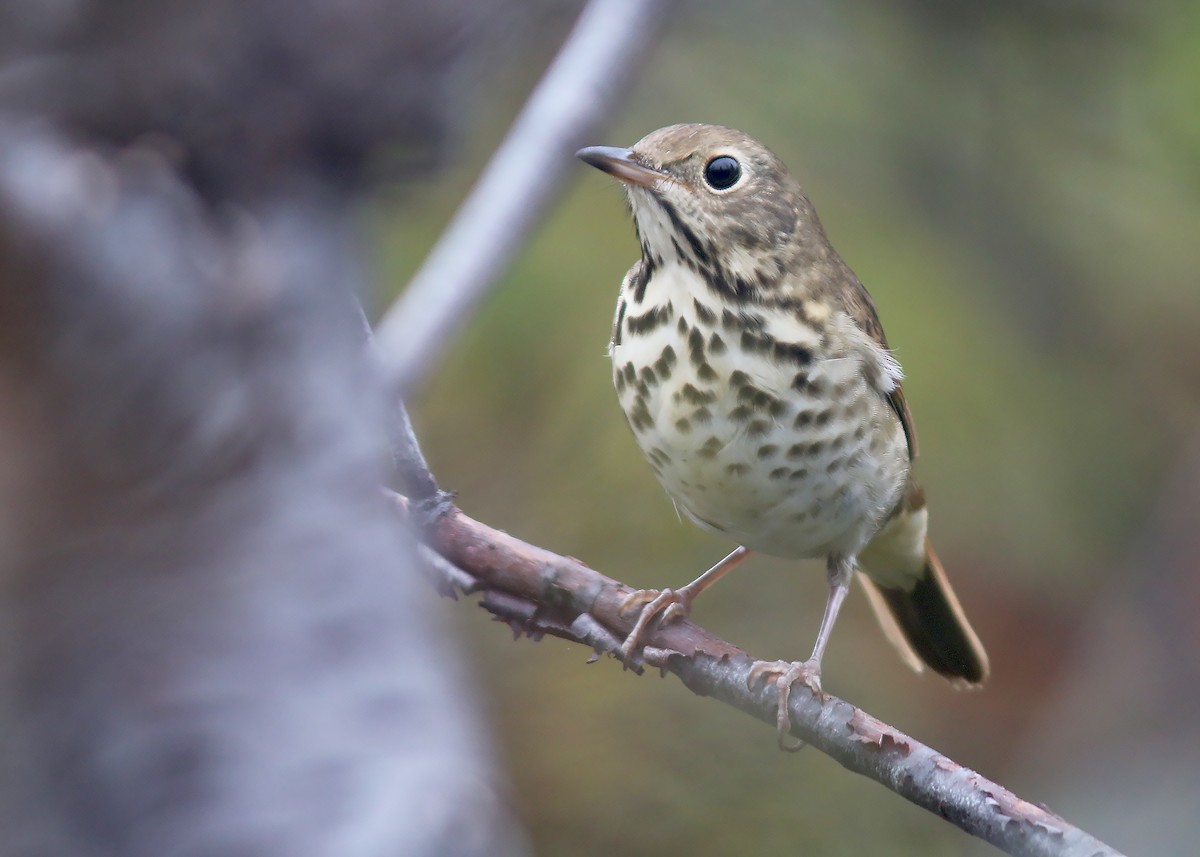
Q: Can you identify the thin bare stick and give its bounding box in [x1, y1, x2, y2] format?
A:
[390, 492, 1125, 857]
[374, 0, 673, 397]
[356, 303, 442, 503]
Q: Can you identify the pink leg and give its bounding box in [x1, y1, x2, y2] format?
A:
[617, 546, 752, 666]
[748, 554, 855, 750]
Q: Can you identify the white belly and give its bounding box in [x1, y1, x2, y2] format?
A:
[612, 268, 908, 559]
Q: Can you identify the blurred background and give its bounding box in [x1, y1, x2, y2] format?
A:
[379, 1, 1200, 854]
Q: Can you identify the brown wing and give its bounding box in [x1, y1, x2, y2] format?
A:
[886, 385, 918, 461]
[840, 274, 919, 461]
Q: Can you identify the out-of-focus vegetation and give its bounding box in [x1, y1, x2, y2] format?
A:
[376, 1, 1200, 853]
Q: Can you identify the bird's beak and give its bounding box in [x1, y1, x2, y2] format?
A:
[576, 146, 664, 189]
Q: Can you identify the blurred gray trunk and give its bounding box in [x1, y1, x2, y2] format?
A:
[0, 2, 526, 855]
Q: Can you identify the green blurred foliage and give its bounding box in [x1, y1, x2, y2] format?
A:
[376, 1, 1200, 854]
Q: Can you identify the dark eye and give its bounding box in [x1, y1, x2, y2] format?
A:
[703, 156, 741, 190]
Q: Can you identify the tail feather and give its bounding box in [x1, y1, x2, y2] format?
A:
[859, 544, 989, 685]
[858, 481, 989, 686]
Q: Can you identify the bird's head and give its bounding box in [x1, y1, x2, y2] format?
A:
[578, 123, 828, 297]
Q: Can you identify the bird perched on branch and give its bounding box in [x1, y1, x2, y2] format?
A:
[577, 124, 988, 746]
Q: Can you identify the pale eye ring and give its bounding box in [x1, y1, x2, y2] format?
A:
[703, 155, 741, 191]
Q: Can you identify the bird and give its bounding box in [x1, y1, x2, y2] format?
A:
[576, 123, 988, 746]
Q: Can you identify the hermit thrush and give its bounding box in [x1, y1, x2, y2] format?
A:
[577, 124, 988, 745]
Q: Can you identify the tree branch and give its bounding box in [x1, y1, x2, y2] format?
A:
[390, 492, 1126, 857]
[356, 303, 443, 505]
[373, 0, 674, 397]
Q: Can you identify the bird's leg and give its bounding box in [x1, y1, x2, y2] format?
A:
[617, 546, 752, 666]
[748, 554, 855, 750]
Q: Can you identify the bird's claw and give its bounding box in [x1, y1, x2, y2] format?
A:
[618, 588, 663, 617]
[615, 587, 692, 668]
[747, 658, 823, 751]
[660, 601, 688, 625]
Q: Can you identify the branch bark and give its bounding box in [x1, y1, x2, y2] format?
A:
[373, 0, 674, 397]
[391, 492, 1126, 857]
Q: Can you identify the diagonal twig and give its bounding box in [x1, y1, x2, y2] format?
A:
[389, 491, 1126, 857]
[355, 303, 442, 505]
[373, 0, 675, 397]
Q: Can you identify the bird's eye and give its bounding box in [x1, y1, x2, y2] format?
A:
[703, 156, 741, 191]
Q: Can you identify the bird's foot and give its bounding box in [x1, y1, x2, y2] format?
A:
[615, 588, 693, 668]
[747, 658, 824, 751]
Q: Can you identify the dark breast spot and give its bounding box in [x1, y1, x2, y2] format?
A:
[625, 302, 674, 336]
[698, 437, 724, 459]
[630, 258, 653, 303]
[687, 327, 706, 366]
[773, 342, 813, 366]
[693, 299, 716, 325]
[737, 383, 786, 418]
[679, 383, 716, 405]
[628, 397, 653, 432]
[740, 330, 772, 355]
[721, 308, 765, 331]
[654, 345, 677, 379]
[763, 295, 810, 322]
